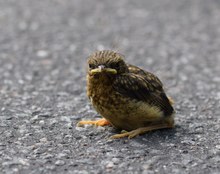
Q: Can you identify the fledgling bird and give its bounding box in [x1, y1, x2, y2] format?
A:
[77, 50, 175, 139]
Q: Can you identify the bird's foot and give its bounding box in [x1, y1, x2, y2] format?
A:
[77, 118, 111, 127]
[110, 123, 174, 139]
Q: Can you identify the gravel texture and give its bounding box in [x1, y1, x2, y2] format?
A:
[0, 0, 220, 173]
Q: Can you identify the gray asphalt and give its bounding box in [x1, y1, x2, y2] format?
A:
[0, 0, 220, 173]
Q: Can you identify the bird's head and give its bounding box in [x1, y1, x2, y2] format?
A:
[87, 50, 128, 76]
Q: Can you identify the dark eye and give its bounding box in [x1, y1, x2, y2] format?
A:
[114, 62, 120, 69]
[89, 64, 95, 69]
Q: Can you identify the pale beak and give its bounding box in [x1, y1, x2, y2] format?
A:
[90, 65, 117, 75]
[98, 65, 105, 71]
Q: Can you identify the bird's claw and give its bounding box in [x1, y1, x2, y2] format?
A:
[110, 130, 140, 139]
[77, 119, 110, 127]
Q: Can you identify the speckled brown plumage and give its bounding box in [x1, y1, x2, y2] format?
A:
[77, 50, 175, 139]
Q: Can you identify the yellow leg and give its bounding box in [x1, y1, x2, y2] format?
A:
[110, 123, 174, 139]
[77, 118, 111, 127]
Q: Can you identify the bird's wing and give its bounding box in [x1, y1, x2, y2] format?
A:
[113, 73, 174, 116]
[127, 64, 163, 87]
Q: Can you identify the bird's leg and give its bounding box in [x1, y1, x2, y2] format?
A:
[110, 123, 174, 139]
[77, 118, 111, 127]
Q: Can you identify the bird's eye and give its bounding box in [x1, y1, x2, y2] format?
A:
[109, 62, 120, 70]
[89, 64, 95, 69]
[114, 62, 120, 69]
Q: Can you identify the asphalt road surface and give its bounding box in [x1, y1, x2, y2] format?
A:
[0, 0, 220, 173]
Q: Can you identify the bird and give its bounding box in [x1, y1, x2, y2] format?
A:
[77, 50, 175, 139]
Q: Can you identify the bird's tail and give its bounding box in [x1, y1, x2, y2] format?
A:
[168, 96, 175, 105]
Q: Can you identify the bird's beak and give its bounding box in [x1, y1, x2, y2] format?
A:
[90, 65, 117, 75]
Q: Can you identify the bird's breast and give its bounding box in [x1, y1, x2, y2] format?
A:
[87, 75, 131, 124]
